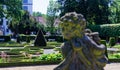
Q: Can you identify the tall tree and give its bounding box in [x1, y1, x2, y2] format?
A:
[109, 0, 120, 23]
[8, 11, 41, 35]
[46, 0, 60, 34]
[57, 0, 110, 24]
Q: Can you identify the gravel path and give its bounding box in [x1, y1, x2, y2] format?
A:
[0, 63, 120, 70]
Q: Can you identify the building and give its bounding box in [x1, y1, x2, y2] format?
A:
[34, 17, 46, 26]
[0, 0, 33, 35]
[22, 0, 33, 15]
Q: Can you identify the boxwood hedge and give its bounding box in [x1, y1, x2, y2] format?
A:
[88, 24, 120, 37]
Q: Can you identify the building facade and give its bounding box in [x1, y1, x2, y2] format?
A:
[0, 0, 33, 35]
[22, 0, 33, 15]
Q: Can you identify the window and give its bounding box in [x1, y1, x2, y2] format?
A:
[0, 19, 3, 25]
[6, 21, 8, 25]
[6, 29, 9, 32]
[23, 6, 28, 10]
[23, 0, 28, 3]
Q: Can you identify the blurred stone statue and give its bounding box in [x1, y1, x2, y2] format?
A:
[54, 12, 108, 70]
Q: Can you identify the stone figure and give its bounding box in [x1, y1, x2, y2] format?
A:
[54, 12, 108, 70]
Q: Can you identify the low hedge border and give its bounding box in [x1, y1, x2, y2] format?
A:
[0, 60, 62, 67]
[108, 59, 120, 62]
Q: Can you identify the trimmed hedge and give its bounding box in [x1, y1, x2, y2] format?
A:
[0, 35, 11, 42]
[87, 24, 120, 37]
[19, 35, 64, 42]
[45, 35, 64, 42]
[109, 37, 116, 47]
[19, 35, 36, 41]
[0, 60, 61, 67]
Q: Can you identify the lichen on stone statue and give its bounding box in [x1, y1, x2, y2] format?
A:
[54, 12, 108, 70]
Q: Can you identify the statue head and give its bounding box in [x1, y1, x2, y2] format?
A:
[60, 12, 86, 40]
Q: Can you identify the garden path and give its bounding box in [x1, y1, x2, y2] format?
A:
[0, 63, 120, 70]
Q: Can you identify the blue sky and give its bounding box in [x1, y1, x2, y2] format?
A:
[33, 0, 50, 14]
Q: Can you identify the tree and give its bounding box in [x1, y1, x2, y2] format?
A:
[8, 11, 42, 35]
[0, 0, 22, 20]
[57, 0, 110, 24]
[46, 0, 60, 34]
[109, 0, 120, 23]
[34, 29, 47, 46]
[33, 12, 42, 17]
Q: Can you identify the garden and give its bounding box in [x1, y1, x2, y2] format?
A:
[0, 36, 63, 67]
[0, 31, 120, 67]
[1, 0, 120, 68]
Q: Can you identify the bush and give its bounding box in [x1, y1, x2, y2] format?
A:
[45, 35, 63, 42]
[34, 30, 47, 46]
[109, 37, 116, 47]
[26, 36, 30, 43]
[0, 36, 11, 42]
[100, 40, 106, 46]
[87, 24, 120, 37]
[37, 53, 63, 61]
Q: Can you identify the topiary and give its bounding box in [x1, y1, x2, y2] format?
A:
[26, 36, 30, 43]
[109, 37, 116, 47]
[34, 30, 47, 46]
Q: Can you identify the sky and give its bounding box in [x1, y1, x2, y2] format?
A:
[33, 0, 50, 14]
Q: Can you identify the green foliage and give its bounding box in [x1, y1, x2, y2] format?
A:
[109, 53, 120, 59]
[47, 42, 62, 46]
[0, 35, 10, 42]
[0, 0, 22, 19]
[88, 24, 120, 37]
[54, 47, 61, 53]
[109, 37, 116, 47]
[100, 40, 106, 46]
[0, 41, 27, 47]
[58, 0, 110, 24]
[26, 36, 30, 43]
[113, 44, 120, 48]
[37, 53, 63, 61]
[8, 11, 43, 34]
[46, 0, 60, 33]
[109, 0, 120, 23]
[45, 35, 63, 42]
[33, 12, 42, 17]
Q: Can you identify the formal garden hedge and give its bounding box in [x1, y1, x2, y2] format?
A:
[18, 35, 64, 42]
[87, 24, 120, 37]
[0, 36, 11, 42]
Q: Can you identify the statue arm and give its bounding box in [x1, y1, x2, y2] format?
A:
[85, 36, 105, 51]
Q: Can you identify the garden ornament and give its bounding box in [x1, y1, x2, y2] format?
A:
[54, 12, 108, 70]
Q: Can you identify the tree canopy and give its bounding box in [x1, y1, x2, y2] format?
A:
[57, 0, 110, 24]
[8, 11, 42, 35]
[0, 0, 22, 20]
[46, 0, 60, 34]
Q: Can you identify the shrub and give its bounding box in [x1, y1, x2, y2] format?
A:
[100, 40, 106, 46]
[0, 36, 11, 42]
[45, 35, 63, 42]
[87, 24, 120, 37]
[19, 34, 36, 42]
[109, 37, 116, 47]
[34, 30, 47, 46]
[37, 53, 63, 61]
[26, 36, 30, 43]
